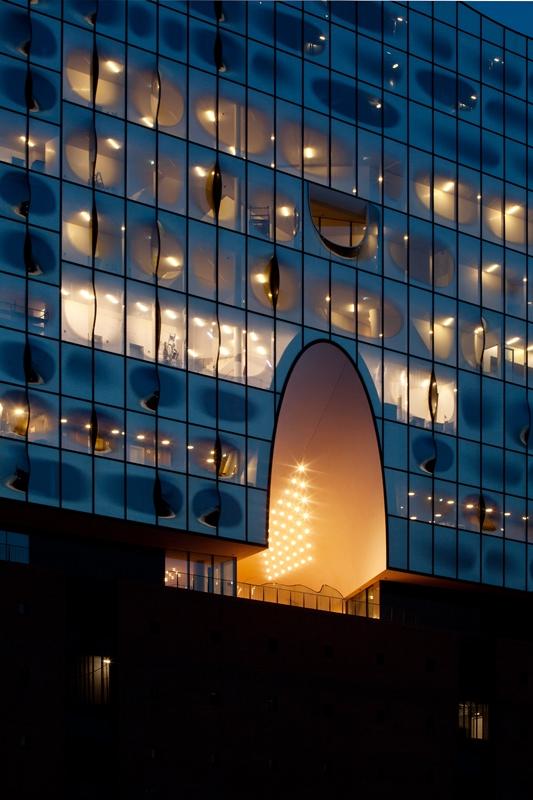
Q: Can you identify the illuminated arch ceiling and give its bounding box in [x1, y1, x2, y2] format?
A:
[239, 343, 387, 598]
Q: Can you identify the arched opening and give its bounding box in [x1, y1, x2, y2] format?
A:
[238, 342, 387, 598]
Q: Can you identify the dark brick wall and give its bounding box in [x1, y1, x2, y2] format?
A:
[3, 562, 533, 798]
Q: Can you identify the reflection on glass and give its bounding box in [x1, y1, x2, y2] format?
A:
[0, 114, 59, 176]
[129, 60, 185, 133]
[65, 128, 123, 191]
[65, 47, 124, 114]
[409, 362, 456, 429]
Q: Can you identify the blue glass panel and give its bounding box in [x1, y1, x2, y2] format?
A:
[458, 531, 480, 582]
[61, 450, 92, 511]
[482, 535, 503, 586]
[504, 528, 526, 589]
[434, 525, 457, 578]
[409, 520, 432, 574]
[387, 515, 407, 570]
[247, 487, 268, 545]
[29, 443, 59, 506]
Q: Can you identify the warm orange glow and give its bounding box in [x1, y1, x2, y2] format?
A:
[239, 343, 387, 597]
[263, 463, 314, 581]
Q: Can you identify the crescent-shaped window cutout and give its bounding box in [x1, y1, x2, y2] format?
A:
[308, 182, 376, 259]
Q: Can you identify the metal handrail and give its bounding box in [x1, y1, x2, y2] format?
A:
[165, 574, 384, 617]
[235, 580, 345, 614]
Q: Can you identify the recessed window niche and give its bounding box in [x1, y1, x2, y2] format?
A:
[308, 183, 378, 260]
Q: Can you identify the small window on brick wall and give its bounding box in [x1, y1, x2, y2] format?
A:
[0, 531, 29, 564]
[458, 702, 488, 740]
[74, 656, 112, 705]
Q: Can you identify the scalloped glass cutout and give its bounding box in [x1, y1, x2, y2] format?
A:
[308, 183, 375, 259]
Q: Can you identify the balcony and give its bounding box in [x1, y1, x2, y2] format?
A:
[165, 575, 353, 614]
[165, 560, 380, 619]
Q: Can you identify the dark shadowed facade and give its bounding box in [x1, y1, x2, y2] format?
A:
[2, 0, 533, 796]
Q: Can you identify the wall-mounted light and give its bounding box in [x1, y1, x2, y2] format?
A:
[105, 60, 123, 74]
[18, 135, 35, 147]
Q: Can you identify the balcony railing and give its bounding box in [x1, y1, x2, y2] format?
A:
[236, 580, 345, 614]
[165, 574, 382, 619]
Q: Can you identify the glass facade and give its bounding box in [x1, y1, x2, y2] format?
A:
[2, 0, 533, 590]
